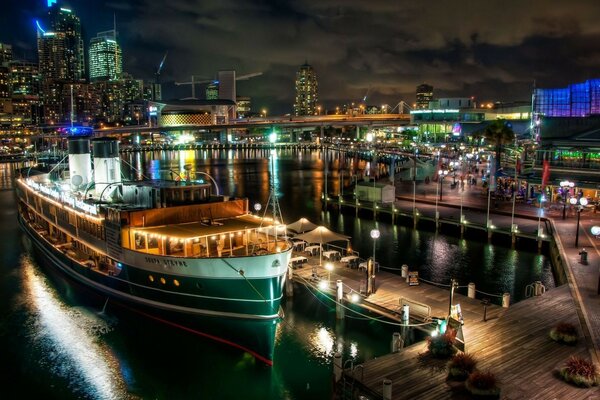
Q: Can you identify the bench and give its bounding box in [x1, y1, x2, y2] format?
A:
[398, 297, 432, 321]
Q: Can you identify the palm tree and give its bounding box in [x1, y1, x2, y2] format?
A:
[483, 119, 515, 172]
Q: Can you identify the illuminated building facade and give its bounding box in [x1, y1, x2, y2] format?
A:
[206, 82, 218, 100]
[47, 5, 85, 82]
[293, 63, 318, 116]
[89, 31, 122, 82]
[91, 74, 144, 123]
[236, 96, 251, 118]
[533, 79, 600, 117]
[416, 84, 433, 109]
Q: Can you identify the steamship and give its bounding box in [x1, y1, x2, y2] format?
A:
[16, 135, 292, 364]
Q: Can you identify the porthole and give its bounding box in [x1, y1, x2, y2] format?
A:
[173, 279, 180, 287]
[160, 277, 166, 285]
[148, 275, 155, 282]
[196, 282, 203, 290]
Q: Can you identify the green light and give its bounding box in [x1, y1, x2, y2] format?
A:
[268, 132, 277, 143]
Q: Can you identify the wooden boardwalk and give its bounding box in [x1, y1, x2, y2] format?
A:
[289, 253, 598, 399]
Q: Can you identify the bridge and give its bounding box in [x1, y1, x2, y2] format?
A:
[93, 113, 411, 137]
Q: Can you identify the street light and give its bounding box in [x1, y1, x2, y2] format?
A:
[438, 169, 449, 201]
[537, 195, 546, 238]
[560, 180, 575, 220]
[570, 197, 588, 247]
[370, 228, 380, 267]
[254, 203, 262, 215]
[325, 262, 333, 283]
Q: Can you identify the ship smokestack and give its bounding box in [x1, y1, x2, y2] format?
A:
[67, 136, 92, 191]
[92, 138, 121, 198]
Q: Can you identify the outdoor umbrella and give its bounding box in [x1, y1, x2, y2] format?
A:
[295, 226, 351, 265]
[287, 218, 318, 234]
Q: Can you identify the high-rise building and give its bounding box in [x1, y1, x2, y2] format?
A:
[89, 30, 122, 82]
[293, 62, 318, 116]
[9, 61, 41, 126]
[47, 5, 85, 81]
[37, 5, 85, 123]
[416, 83, 434, 109]
[92, 73, 144, 123]
[0, 43, 12, 64]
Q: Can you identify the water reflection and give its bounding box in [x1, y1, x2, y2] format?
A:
[21, 255, 131, 400]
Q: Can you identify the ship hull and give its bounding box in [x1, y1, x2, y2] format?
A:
[19, 215, 288, 364]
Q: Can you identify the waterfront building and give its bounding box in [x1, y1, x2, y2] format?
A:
[293, 62, 318, 116]
[152, 99, 235, 130]
[89, 30, 122, 82]
[416, 83, 433, 109]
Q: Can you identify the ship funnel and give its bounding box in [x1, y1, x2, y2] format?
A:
[92, 138, 121, 198]
[67, 136, 92, 190]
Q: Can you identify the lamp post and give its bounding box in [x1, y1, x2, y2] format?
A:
[254, 203, 262, 215]
[438, 169, 448, 201]
[537, 195, 546, 238]
[370, 228, 380, 266]
[325, 262, 333, 283]
[570, 197, 588, 247]
[560, 180, 574, 220]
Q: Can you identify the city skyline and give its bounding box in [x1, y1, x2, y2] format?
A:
[2, 0, 600, 114]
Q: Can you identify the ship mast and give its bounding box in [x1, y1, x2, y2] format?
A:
[269, 151, 285, 242]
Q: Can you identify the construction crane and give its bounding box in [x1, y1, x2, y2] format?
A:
[175, 72, 263, 99]
[152, 51, 168, 101]
[155, 51, 168, 84]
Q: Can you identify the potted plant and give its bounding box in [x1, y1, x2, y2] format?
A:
[560, 356, 600, 388]
[427, 332, 457, 358]
[550, 322, 578, 345]
[465, 370, 500, 397]
[448, 353, 478, 380]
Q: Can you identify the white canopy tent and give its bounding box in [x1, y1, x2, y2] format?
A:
[287, 218, 319, 234]
[295, 226, 351, 265]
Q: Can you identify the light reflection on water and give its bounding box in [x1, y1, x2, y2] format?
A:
[21, 255, 132, 400]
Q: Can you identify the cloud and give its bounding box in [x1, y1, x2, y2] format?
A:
[3, 0, 600, 114]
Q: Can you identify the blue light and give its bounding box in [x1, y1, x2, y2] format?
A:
[47, 0, 57, 7]
[35, 20, 46, 34]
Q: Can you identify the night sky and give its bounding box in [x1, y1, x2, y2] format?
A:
[2, 0, 600, 115]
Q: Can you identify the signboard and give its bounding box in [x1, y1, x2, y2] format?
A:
[408, 271, 419, 286]
[447, 316, 465, 352]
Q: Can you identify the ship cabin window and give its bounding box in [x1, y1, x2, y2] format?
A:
[148, 236, 159, 251]
[173, 279, 180, 287]
[134, 232, 146, 250]
[148, 275, 155, 282]
[160, 277, 166, 285]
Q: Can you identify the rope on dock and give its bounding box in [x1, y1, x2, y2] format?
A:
[474, 289, 504, 298]
[417, 277, 452, 288]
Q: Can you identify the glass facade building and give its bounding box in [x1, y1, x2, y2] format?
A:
[534, 79, 600, 117]
[89, 32, 122, 82]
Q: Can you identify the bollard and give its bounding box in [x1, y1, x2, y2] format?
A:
[401, 304, 409, 323]
[401, 264, 408, 279]
[336, 280, 344, 320]
[468, 282, 476, 299]
[382, 379, 392, 400]
[502, 292, 510, 308]
[391, 332, 401, 353]
[333, 352, 343, 382]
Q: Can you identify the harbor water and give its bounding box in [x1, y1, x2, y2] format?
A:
[0, 148, 554, 399]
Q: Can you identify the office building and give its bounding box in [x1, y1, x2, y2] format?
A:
[89, 30, 122, 82]
[293, 63, 318, 116]
[47, 5, 85, 81]
[416, 84, 433, 109]
[236, 96, 251, 118]
[0, 43, 12, 64]
[206, 82, 218, 100]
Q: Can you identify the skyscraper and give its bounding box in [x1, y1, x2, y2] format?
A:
[0, 43, 12, 64]
[37, 4, 85, 123]
[47, 5, 85, 81]
[89, 30, 122, 82]
[294, 62, 318, 116]
[416, 83, 434, 109]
